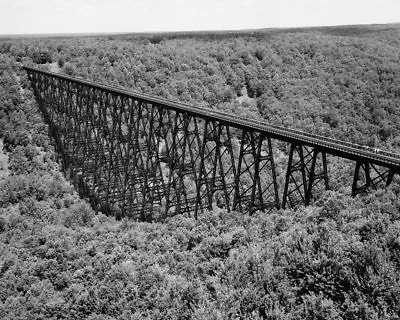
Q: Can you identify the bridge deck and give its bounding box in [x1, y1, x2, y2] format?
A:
[23, 66, 400, 170]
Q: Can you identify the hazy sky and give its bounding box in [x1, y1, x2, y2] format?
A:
[1, 0, 399, 34]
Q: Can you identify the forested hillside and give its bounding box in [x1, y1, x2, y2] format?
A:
[1, 25, 400, 319]
[3, 24, 400, 148]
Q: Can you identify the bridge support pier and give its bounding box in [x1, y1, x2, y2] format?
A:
[282, 144, 329, 209]
[25, 66, 400, 221]
[305, 148, 329, 205]
[195, 120, 237, 217]
[233, 131, 280, 213]
[352, 161, 398, 197]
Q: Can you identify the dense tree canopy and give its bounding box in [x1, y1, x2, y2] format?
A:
[2, 25, 400, 149]
[1, 24, 400, 319]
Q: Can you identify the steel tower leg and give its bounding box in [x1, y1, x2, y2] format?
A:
[305, 148, 329, 205]
[282, 143, 307, 209]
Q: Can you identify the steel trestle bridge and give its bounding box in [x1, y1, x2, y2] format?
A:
[24, 66, 400, 221]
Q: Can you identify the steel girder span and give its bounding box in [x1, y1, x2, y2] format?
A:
[24, 66, 400, 221]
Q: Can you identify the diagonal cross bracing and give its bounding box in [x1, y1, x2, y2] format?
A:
[24, 67, 400, 221]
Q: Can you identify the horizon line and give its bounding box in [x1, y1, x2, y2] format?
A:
[1, 21, 399, 38]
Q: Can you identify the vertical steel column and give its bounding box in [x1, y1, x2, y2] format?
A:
[218, 125, 237, 212]
[232, 131, 279, 213]
[26, 68, 400, 221]
[196, 119, 218, 214]
[352, 161, 397, 196]
[165, 111, 182, 215]
[233, 130, 248, 211]
[352, 161, 370, 197]
[268, 137, 281, 210]
[213, 124, 232, 210]
[282, 143, 307, 209]
[305, 148, 329, 205]
[250, 133, 263, 211]
[387, 168, 395, 186]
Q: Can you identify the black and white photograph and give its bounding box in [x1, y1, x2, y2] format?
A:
[1, 0, 400, 318]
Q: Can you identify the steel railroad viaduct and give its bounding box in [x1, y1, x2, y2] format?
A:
[24, 66, 400, 221]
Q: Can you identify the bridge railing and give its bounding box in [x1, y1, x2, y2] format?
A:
[23, 66, 400, 168]
[190, 106, 400, 166]
[24, 65, 400, 220]
[198, 106, 400, 160]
